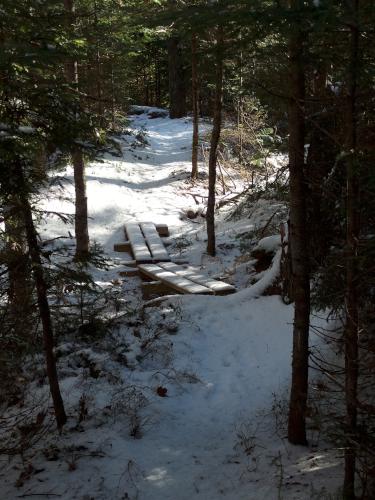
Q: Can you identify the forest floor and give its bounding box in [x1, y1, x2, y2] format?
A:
[0, 108, 342, 499]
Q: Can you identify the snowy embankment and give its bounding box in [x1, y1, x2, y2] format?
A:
[0, 107, 341, 499]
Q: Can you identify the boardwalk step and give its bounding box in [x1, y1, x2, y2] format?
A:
[124, 222, 171, 264]
[138, 264, 213, 295]
[140, 222, 170, 262]
[158, 262, 236, 295]
[125, 223, 154, 263]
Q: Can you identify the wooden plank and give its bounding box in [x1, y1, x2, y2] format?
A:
[155, 224, 169, 237]
[141, 281, 171, 300]
[138, 264, 213, 295]
[140, 222, 171, 262]
[120, 260, 137, 268]
[114, 241, 131, 252]
[125, 223, 153, 263]
[119, 269, 139, 277]
[158, 262, 236, 295]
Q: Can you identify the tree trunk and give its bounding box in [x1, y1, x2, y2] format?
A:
[94, 0, 103, 127]
[72, 149, 89, 260]
[168, 37, 186, 119]
[237, 32, 244, 165]
[111, 64, 116, 129]
[287, 0, 310, 446]
[155, 51, 161, 108]
[4, 200, 32, 337]
[191, 32, 199, 180]
[63, 0, 90, 261]
[15, 164, 67, 429]
[206, 27, 224, 257]
[343, 2, 360, 497]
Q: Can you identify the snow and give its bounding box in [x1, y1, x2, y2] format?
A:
[254, 234, 281, 253]
[240, 248, 282, 299]
[0, 111, 342, 499]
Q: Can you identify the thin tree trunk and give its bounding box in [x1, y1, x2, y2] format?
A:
[72, 149, 89, 260]
[4, 201, 32, 336]
[111, 63, 116, 129]
[343, 2, 360, 497]
[237, 32, 244, 165]
[206, 27, 224, 257]
[287, 0, 310, 446]
[191, 32, 199, 180]
[63, 0, 90, 261]
[15, 164, 67, 429]
[168, 37, 186, 118]
[155, 51, 161, 108]
[94, 0, 103, 127]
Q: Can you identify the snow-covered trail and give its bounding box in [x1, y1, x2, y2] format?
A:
[112, 295, 296, 500]
[41, 112, 197, 256]
[2, 110, 341, 500]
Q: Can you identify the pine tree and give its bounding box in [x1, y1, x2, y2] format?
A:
[286, 0, 310, 446]
[191, 31, 199, 179]
[63, 0, 90, 261]
[206, 26, 224, 257]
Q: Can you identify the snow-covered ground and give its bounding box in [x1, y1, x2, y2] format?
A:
[0, 108, 342, 499]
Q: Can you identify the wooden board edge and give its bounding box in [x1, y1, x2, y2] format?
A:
[114, 241, 131, 252]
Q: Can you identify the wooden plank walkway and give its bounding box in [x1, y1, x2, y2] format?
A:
[140, 222, 170, 262]
[138, 263, 236, 296]
[125, 223, 154, 263]
[138, 264, 213, 295]
[120, 222, 171, 264]
[115, 221, 237, 297]
[158, 262, 236, 295]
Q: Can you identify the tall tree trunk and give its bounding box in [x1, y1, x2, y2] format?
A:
[72, 149, 89, 260]
[143, 67, 149, 106]
[287, 0, 310, 446]
[155, 51, 161, 108]
[343, 2, 360, 497]
[191, 32, 199, 180]
[4, 201, 32, 337]
[94, 0, 103, 127]
[63, 0, 90, 261]
[206, 27, 224, 257]
[237, 31, 244, 165]
[15, 164, 67, 429]
[168, 37, 186, 118]
[111, 63, 116, 129]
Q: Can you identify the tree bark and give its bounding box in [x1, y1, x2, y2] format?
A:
[63, 0, 90, 261]
[168, 37, 186, 119]
[94, 0, 103, 127]
[15, 164, 67, 429]
[287, 0, 310, 446]
[4, 200, 32, 336]
[111, 63, 116, 129]
[191, 32, 199, 180]
[343, 2, 360, 497]
[72, 149, 89, 260]
[206, 27, 224, 257]
[155, 50, 161, 108]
